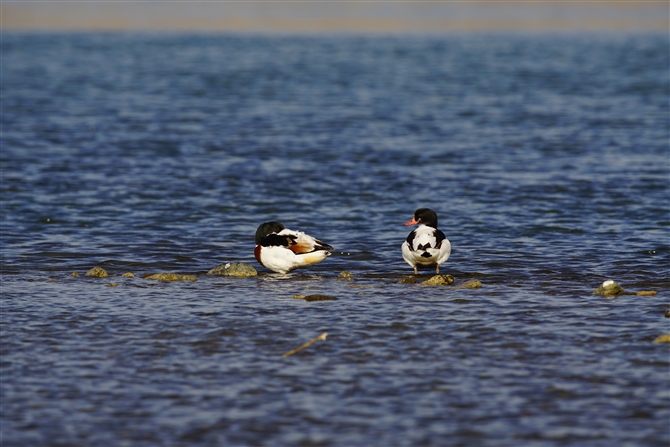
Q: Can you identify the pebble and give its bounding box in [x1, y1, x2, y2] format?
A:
[338, 271, 355, 281]
[293, 294, 338, 302]
[85, 267, 108, 278]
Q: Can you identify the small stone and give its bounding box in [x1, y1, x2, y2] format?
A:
[399, 276, 417, 284]
[652, 334, 670, 343]
[635, 290, 656, 296]
[293, 294, 337, 301]
[121, 272, 135, 278]
[338, 271, 355, 281]
[71, 272, 80, 277]
[207, 262, 257, 277]
[304, 295, 338, 302]
[459, 279, 482, 289]
[143, 273, 197, 282]
[421, 274, 455, 286]
[86, 267, 108, 278]
[593, 280, 623, 296]
[106, 283, 119, 287]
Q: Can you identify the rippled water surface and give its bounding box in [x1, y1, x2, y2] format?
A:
[2, 33, 669, 446]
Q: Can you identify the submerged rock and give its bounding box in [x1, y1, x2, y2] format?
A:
[635, 290, 657, 296]
[106, 283, 119, 287]
[338, 271, 355, 281]
[207, 262, 257, 277]
[122, 272, 135, 278]
[593, 280, 624, 297]
[652, 334, 670, 343]
[665, 310, 670, 319]
[71, 272, 80, 277]
[293, 294, 338, 302]
[399, 276, 417, 284]
[143, 273, 197, 282]
[421, 274, 455, 286]
[86, 267, 108, 278]
[458, 279, 482, 289]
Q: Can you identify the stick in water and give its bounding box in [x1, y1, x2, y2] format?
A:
[282, 332, 328, 358]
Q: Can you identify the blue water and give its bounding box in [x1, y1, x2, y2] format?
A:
[1, 32, 669, 447]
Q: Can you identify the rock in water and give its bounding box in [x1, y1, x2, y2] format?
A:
[593, 280, 624, 296]
[635, 290, 657, 296]
[143, 273, 197, 282]
[652, 334, 670, 343]
[207, 262, 257, 277]
[338, 271, 355, 281]
[86, 267, 108, 278]
[421, 274, 455, 286]
[459, 279, 482, 289]
[399, 276, 417, 284]
[293, 294, 338, 301]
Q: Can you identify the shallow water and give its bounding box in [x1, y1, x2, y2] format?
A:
[1, 32, 669, 447]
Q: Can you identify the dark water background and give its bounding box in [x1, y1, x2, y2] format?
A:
[1, 32, 669, 446]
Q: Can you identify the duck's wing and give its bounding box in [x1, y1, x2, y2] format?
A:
[405, 228, 419, 250]
[278, 229, 333, 254]
[434, 229, 447, 248]
[257, 232, 293, 248]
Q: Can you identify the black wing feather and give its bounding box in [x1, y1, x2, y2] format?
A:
[259, 233, 295, 247]
[405, 230, 417, 250]
[434, 229, 446, 248]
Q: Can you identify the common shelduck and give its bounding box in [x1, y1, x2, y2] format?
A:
[254, 221, 333, 274]
[401, 208, 451, 275]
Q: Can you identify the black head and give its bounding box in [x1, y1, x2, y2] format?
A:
[255, 221, 285, 244]
[412, 208, 439, 228]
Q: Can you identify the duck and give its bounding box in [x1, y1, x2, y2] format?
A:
[254, 221, 333, 274]
[401, 208, 451, 275]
